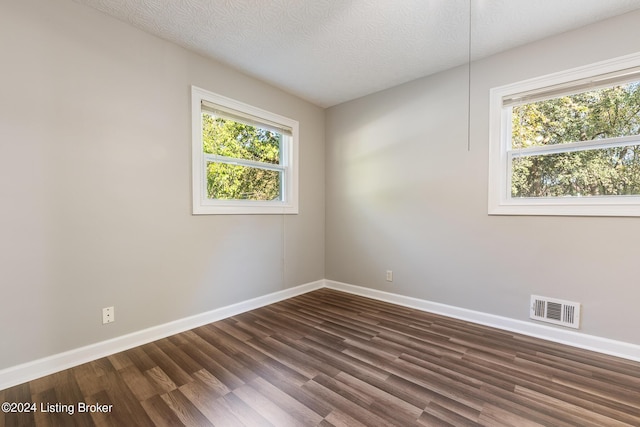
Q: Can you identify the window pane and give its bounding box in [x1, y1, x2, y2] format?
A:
[202, 113, 281, 164]
[511, 81, 640, 149]
[206, 162, 282, 201]
[512, 145, 640, 197]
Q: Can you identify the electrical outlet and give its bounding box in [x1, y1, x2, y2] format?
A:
[386, 270, 393, 282]
[102, 306, 115, 324]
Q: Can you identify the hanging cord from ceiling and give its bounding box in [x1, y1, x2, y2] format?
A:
[467, 0, 472, 152]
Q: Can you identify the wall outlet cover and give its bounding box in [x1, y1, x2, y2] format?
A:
[102, 306, 115, 324]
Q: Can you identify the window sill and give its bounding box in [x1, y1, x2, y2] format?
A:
[489, 197, 640, 217]
[193, 201, 298, 215]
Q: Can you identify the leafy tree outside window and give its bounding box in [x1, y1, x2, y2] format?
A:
[191, 87, 299, 215]
[511, 82, 640, 198]
[202, 113, 283, 201]
[488, 53, 640, 216]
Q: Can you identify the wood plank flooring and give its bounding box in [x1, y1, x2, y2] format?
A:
[1, 288, 639, 426]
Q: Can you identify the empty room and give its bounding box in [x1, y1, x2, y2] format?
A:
[1, 0, 640, 425]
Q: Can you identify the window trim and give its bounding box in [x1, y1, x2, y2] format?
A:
[488, 52, 640, 217]
[191, 86, 299, 215]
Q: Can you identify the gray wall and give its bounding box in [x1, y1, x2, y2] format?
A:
[0, 0, 325, 370]
[326, 10, 640, 345]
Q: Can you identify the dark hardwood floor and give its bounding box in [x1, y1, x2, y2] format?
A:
[1, 288, 639, 426]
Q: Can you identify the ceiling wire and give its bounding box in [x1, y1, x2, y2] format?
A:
[467, 0, 472, 152]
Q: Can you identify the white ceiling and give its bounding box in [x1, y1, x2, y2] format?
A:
[74, 0, 640, 107]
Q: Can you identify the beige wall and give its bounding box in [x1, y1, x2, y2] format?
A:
[325, 10, 640, 345]
[0, 0, 325, 369]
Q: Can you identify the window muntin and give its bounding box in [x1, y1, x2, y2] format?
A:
[192, 87, 298, 214]
[489, 53, 640, 216]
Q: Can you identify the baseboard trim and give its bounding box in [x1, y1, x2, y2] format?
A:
[0, 280, 324, 391]
[3, 278, 639, 391]
[325, 280, 640, 362]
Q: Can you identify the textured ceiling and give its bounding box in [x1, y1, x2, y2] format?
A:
[74, 0, 640, 107]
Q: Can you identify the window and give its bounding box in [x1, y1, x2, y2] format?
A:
[488, 53, 640, 216]
[191, 86, 298, 214]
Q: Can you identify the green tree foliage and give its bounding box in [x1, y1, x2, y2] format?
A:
[202, 113, 282, 200]
[511, 82, 640, 197]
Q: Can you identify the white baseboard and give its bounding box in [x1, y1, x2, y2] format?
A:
[325, 280, 640, 362]
[0, 280, 324, 391]
[3, 278, 638, 391]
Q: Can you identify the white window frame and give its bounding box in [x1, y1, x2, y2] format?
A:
[192, 86, 299, 215]
[488, 52, 640, 217]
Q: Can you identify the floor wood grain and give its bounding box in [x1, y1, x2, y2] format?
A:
[1, 289, 639, 426]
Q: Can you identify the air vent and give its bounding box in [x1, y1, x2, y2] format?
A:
[530, 295, 581, 329]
